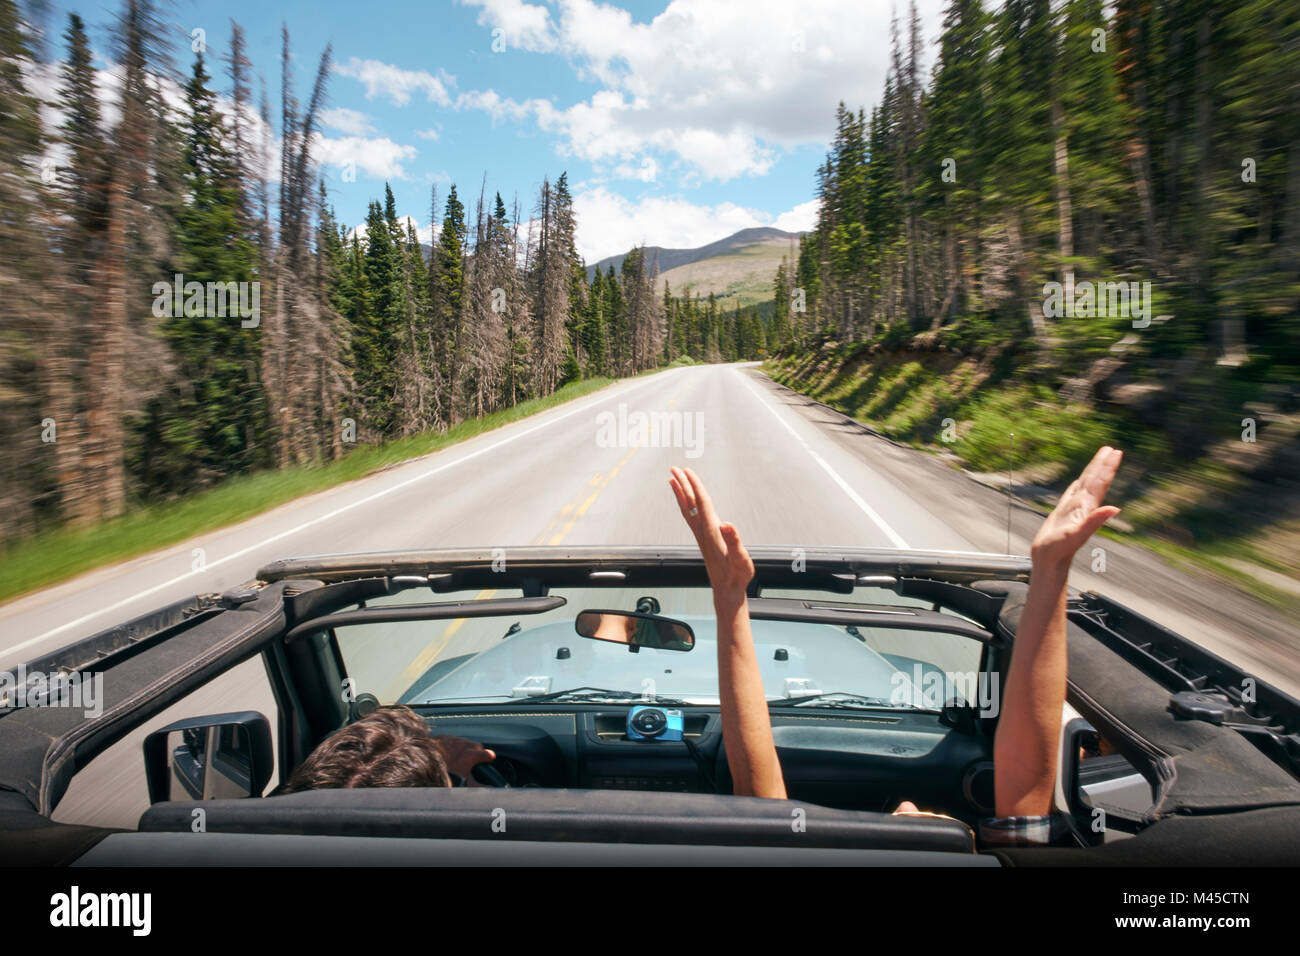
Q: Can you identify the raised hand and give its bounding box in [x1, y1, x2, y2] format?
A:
[669, 466, 754, 603]
[1030, 446, 1123, 569]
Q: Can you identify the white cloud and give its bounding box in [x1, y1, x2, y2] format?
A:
[458, 0, 945, 183]
[313, 134, 419, 181]
[455, 88, 556, 125]
[611, 156, 658, 183]
[321, 107, 377, 136]
[772, 199, 820, 234]
[414, 128, 440, 140]
[467, 0, 556, 50]
[573, 187, 815, 264]
[661, 127, 775, 182]
[336, 57, 454, 106]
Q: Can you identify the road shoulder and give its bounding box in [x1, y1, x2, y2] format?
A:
[747, 368, 1300, 697]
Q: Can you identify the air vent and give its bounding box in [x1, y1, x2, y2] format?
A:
[962, 761, 996, 815]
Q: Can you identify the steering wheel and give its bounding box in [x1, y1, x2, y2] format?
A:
[472, 761, 511, 787]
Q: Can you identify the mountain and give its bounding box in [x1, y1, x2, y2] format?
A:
[585, 226, 804, 308]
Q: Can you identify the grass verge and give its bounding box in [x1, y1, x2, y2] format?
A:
[1101, 527, 1300, 622]
[0, 376, 618, 605]
[766, 349, 1298, 613]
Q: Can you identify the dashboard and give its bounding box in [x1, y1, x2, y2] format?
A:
[420, 703, 994, 822]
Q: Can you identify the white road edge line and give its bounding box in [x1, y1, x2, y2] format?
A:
[735, 369, 912, 550]
[6, 369, 684, 660]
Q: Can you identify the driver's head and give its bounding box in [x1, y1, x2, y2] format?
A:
[282, 704, 450, 792]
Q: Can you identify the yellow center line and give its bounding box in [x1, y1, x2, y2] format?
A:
[550, 444, 643, 545]
[390, 431, 655, 697]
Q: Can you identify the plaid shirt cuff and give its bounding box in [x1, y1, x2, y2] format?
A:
[978, 813, 1072, 848]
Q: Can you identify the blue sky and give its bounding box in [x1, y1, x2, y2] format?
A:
[35, 0, 944, 262]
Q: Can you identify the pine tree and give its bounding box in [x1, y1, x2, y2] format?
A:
[0, 0, 53, 540]
[436, 184, 467, 423]
[86, 0, 179, 520]
[530, 177, 574, 394]
[141, 52, 265, 494]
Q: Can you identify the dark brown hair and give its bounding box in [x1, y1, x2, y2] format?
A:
[281, 705, 449, 792]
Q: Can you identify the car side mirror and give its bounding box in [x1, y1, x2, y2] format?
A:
[144, 711, 273, 804]
[1059, 718, 1099, 836]
[1063, 718, 1153, 844]
[575, 610, 695, 651]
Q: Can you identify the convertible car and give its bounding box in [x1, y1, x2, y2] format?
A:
[2, 546, 1298, 866]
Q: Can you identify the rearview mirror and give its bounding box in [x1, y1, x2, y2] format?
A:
[575, 610, 695, 651]
[144, 711, 273, 804]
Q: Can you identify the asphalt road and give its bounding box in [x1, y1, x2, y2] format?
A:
[3, 362, 1295, 828]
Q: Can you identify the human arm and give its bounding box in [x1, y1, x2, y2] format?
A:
[993, 446, 1123, 818]
[669, 466, 787, 799]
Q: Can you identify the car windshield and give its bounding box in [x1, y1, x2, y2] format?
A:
[331, 584, 984, 708]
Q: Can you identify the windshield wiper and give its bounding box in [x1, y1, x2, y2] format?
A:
[772, 692, 926, 711]
[505, 686, 687, 705]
